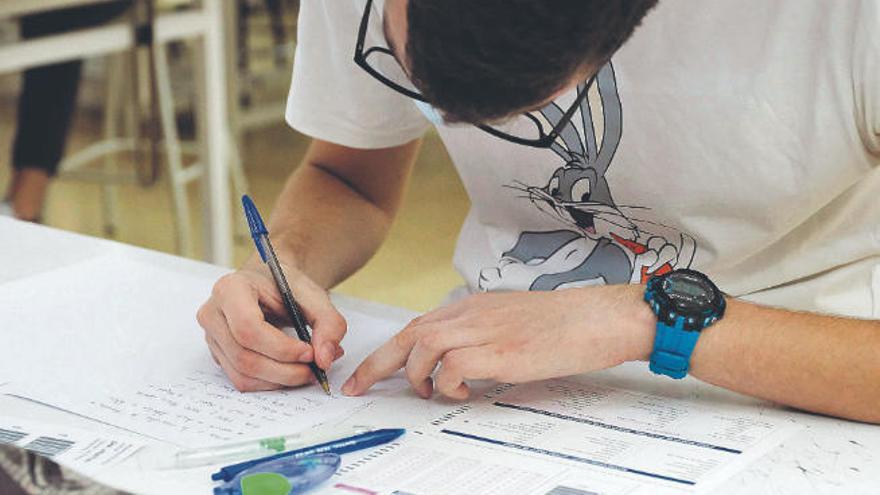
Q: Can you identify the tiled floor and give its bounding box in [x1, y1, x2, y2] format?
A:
[0, 99, 470, 312]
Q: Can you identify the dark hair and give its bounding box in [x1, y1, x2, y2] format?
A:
[406, 0, 658, 124]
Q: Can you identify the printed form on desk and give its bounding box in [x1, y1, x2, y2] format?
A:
[321, 379, 799, 495]
[0, 415, 145, 476]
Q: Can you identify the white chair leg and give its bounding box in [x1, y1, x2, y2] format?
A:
[153, 41, 194, 257]
[225, 0, 249, 242]
[228, 129, 249, 241]
[192, 39, 247, 253]
[100, 54, 125, 237]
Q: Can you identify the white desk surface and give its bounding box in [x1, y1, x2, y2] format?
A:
[0, 217, 877, 494]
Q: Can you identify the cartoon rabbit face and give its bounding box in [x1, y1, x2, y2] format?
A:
[523, 160, 638, 242]
[507, 63, 639, 242]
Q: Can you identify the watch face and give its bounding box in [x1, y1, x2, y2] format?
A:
[662, 271, 715, 314]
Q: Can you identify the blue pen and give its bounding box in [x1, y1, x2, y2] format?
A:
[212, 428, 406, 482]
[241, 195, 330, 395]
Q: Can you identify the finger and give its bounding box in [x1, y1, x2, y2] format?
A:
[198, 305, 225, 368]
[405, 325, 485, 399]
[204, 334, 220, 366]
[206, 336, 281, 392]
[209, 307, 318, 387]
[434, 347, 495, 400]
[342, 325, 420, 396]
[265, 312, 293, 330]
[215, 281, 313, 363]
[407, 302, 468, 326]
[303, 298, 348, 371]
[269, 267, 349, 371]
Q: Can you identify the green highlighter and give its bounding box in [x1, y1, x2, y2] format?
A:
[214, 453, 340, 495]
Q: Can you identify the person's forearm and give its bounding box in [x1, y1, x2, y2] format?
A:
[621, 285, 880, 423]
[257, 163, 388, 288]
[244, 139, 422, 288]
[690, 298, 880, 423]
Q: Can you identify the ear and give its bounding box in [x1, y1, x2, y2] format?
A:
[593, 62, 623, 176]
[577, 81, 598, 162]
[539, 102, 586, 159]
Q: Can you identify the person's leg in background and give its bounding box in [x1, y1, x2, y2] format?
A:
[7, 55, 83, 221]
[2, 1, 131, 223]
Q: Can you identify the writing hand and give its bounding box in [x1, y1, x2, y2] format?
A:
[197, 261, 346, 392]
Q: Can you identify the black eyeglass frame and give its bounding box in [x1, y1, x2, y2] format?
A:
[352, 0, 594, 149]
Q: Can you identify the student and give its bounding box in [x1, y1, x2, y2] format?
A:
[197, 0, 880, 424]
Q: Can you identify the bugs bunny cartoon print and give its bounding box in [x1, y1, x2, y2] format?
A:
[479, 62, 696, 292]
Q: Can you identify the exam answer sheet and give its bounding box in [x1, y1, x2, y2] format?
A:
[321, 380, 799, 494]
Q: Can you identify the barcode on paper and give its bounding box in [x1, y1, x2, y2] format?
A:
[0, 429, 28, 445]
[23, 436, 75, 458]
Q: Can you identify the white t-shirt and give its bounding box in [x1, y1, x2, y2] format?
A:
[286, 0, 880, 318]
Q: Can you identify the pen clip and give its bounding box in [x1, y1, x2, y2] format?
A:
[242, 195, 270, 262]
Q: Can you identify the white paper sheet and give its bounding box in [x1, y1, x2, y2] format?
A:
[0, 253, 405, 447]
[324, 379, 800, 494]
[0, 415, 145, 475]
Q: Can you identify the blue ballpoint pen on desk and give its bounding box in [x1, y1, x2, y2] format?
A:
[242, 195, 331, 395]
[212, 428, 406, 482]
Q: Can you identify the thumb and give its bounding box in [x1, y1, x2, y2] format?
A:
[304, 294, 347, 371]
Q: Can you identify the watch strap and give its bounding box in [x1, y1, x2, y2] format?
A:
[649, 318, 700, 379]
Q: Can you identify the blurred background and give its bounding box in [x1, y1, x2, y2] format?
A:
[0, 0, 469, 312]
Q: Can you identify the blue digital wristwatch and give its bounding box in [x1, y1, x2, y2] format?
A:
[644, 269, 725, 379]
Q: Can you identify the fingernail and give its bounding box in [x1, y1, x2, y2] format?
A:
[334, 346, 345, 361]
[342, 375, 357, 396]
[418, 378, 432, 399]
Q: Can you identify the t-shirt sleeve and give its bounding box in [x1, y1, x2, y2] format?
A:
[854, 0, 880, 157]
[285, 0, 430, 149]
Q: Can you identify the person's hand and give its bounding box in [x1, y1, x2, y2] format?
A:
[197, 261, 346, 392]
[342, 285, 654, 400]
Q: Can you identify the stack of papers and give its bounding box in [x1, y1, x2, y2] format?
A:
[0, 252, 803, 493]
[0, 254, 406, 447]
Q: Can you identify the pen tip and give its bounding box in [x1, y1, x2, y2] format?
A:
[321, 380, 331, 396]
